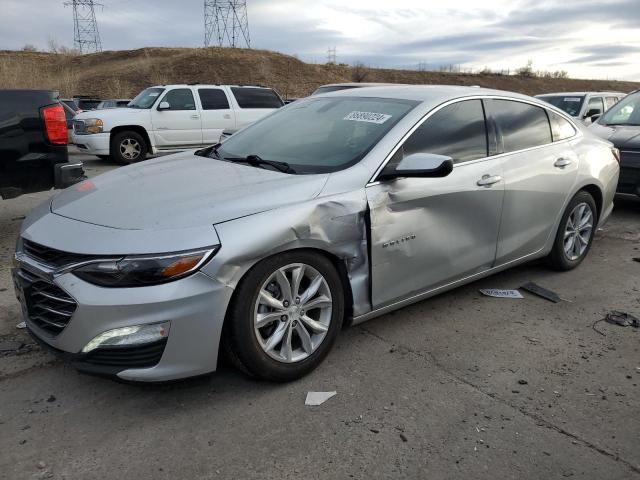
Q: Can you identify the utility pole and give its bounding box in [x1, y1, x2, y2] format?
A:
[327, 47, 337, 64]
[64, 0, 103, 54]
[204, 1, 251, 48]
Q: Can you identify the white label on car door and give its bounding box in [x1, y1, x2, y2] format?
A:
[344, 111, 392, 124]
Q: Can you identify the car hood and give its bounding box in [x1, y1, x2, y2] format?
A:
[51, 151, 329, 230]
[589, 123, 640, 149]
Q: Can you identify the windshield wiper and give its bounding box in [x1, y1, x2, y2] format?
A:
[224, 154, 296, 174]
[604, 123, 639, 127]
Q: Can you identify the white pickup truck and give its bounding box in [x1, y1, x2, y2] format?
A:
[71, 84, 284, 163]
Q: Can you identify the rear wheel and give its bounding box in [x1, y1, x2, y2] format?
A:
[223, 251, 344, 382]
[547, 190, 597, 270]
[111, 131, 147, 164]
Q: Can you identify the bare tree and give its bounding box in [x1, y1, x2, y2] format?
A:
[351, 62, 369, 82]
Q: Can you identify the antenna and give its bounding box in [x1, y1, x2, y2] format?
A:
[204, 1, 251, 48]
[64, 0, 103, 54]
[327, 47, 337, 64]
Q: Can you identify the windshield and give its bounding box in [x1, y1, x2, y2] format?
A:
[128, 87, 165, 109]
[537, 95, 585, 117]
[599, 92, 640, 126]
[215, 96, 418, 174]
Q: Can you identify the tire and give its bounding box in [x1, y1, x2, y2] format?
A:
[223, 250, 344, 382]
[547, 190, 598, 271]
[110, 130, 147, 165]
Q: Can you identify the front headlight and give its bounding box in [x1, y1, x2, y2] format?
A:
[83, 118, 104, 134]
[73, 247, 218, 287]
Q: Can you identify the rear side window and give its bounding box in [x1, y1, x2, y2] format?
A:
[548, 112, 576, 141]
[162, 89, 196, 110]
[402, 99, 488, 164]
[231, 88, 283, 108]
[198, 89, 230, 110]
[489, 100, 552, 152]
[605, 97, 618, 109]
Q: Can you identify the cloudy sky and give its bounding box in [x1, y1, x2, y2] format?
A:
[2, 0, 639, 80]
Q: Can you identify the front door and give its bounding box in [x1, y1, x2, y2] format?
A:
[366, 99, 505, 308]
[150, 88, 202, 148]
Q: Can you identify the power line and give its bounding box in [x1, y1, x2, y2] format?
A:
[63, 0, 103, 54]
[204, 1, 251, 48]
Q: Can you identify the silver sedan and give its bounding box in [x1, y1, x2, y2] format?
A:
[13, 86, 620, 382]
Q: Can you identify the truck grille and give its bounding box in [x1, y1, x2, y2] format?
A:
[23, 239, 102, 269]
[17, 269, 77, 336]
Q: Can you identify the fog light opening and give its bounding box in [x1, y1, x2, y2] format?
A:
[82, 321, 170, 353]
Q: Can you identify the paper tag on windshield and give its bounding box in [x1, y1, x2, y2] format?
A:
[564, 97, 581, 102]
[148, 92, 160, 97]
[344, 111, 392, 124]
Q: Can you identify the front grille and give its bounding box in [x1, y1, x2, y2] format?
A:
[81, 339, 167, 369]
[23, 239, 101, 269]
[17, 269, 77, 336]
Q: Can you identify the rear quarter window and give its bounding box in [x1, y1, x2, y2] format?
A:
[231, 88, 283, 109]
[548, 111, 576, 141]
[488, 100, 552, 153]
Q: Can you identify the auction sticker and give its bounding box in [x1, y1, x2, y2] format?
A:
[564, 97, 582, 102]
[344, 111, 392, 124]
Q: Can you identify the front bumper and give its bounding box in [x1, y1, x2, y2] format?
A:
[618, 150, 640, 196]
[13, 263, 233, 382]
[71, 132, 110, 156]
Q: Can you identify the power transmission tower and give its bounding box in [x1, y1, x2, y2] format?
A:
[64, 0, 103, 54]
[327, 47, 337, 64]
[204, 1, 251, 48]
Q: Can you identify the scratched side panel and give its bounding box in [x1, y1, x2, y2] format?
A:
[365, 159, 505, 308]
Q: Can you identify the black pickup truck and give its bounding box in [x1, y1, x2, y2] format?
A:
[0, 89, 85, 200]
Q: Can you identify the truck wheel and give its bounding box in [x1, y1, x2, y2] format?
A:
[111, 131, 147, 164]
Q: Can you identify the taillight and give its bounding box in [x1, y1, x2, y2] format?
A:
[41, 104, 68, 145]
[611, 147, 621, 164]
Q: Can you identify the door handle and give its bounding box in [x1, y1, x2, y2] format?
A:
[223, 114, 231, 119]
[554, 158, 573, 168]
[477, 175, 502, 187]
[190, 114, 200, 119]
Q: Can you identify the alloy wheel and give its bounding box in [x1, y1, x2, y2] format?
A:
[120, 138, 141, 160]
[253, 263, 333, 363]
[563, 202, 593, 261]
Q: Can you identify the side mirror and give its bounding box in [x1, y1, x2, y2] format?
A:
[157, 101, 170, 111]
[379, 153, 454, 181]
[589, 113, 602, 123]
[584, 108, 601, 119]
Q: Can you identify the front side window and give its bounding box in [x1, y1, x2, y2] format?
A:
[488, 100, 552, 153]
[215, 96, 418, 174]
[199, 89, 230, 110]
[161, 89, 196, 111]
[548, 111, 576, 141]
[231, 88, 283, 108]
[537, 95, 584, 117]
[401, 99, 488, 164]
[129, 87, 165, 109]
[599, 92, 640, 126]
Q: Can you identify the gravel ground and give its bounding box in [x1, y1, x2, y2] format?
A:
[0, 151, 638, 479]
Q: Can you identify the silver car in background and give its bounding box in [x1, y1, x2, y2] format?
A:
[13, 86, 620, 382]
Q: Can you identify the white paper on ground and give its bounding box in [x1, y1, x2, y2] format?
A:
[479, 289, 523, 299]
[16, 321, 26, 329]
[305, 391, 337, 406]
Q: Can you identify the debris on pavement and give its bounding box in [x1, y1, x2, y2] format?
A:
[479, 289, 523, 299]
[16, 321, 26, 329]
[604, 311, 640, 328]
[305, 391, 336, 406]
[520, 282, 562, 303]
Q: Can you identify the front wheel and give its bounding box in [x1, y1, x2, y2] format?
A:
[547, 190, 597, 270]
[110, 131, 147, 165]
[223, 251, 344, 382]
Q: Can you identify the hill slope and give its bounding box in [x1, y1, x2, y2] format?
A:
[0, 47, 638, 99]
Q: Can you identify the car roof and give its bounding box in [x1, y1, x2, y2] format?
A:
[319, 84, 537, 105]
[318, 82, 408, 88]
[535, 91, 625, 96]
[149, 84, 272, 89]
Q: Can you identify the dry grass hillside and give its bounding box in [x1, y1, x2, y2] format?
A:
[1, 47, 638, 99]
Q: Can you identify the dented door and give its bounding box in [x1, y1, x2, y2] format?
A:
[366, 159, 504, 308]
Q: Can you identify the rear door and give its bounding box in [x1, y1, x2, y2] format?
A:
[150, 87, 202, 148]
[485, 99, 579, 264]
[366, 99, 505, 307]
[229, 87, 283, 128]
[197, 88, 236, 144]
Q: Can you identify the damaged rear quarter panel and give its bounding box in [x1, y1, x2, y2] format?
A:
[201, 189, 371, 317]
